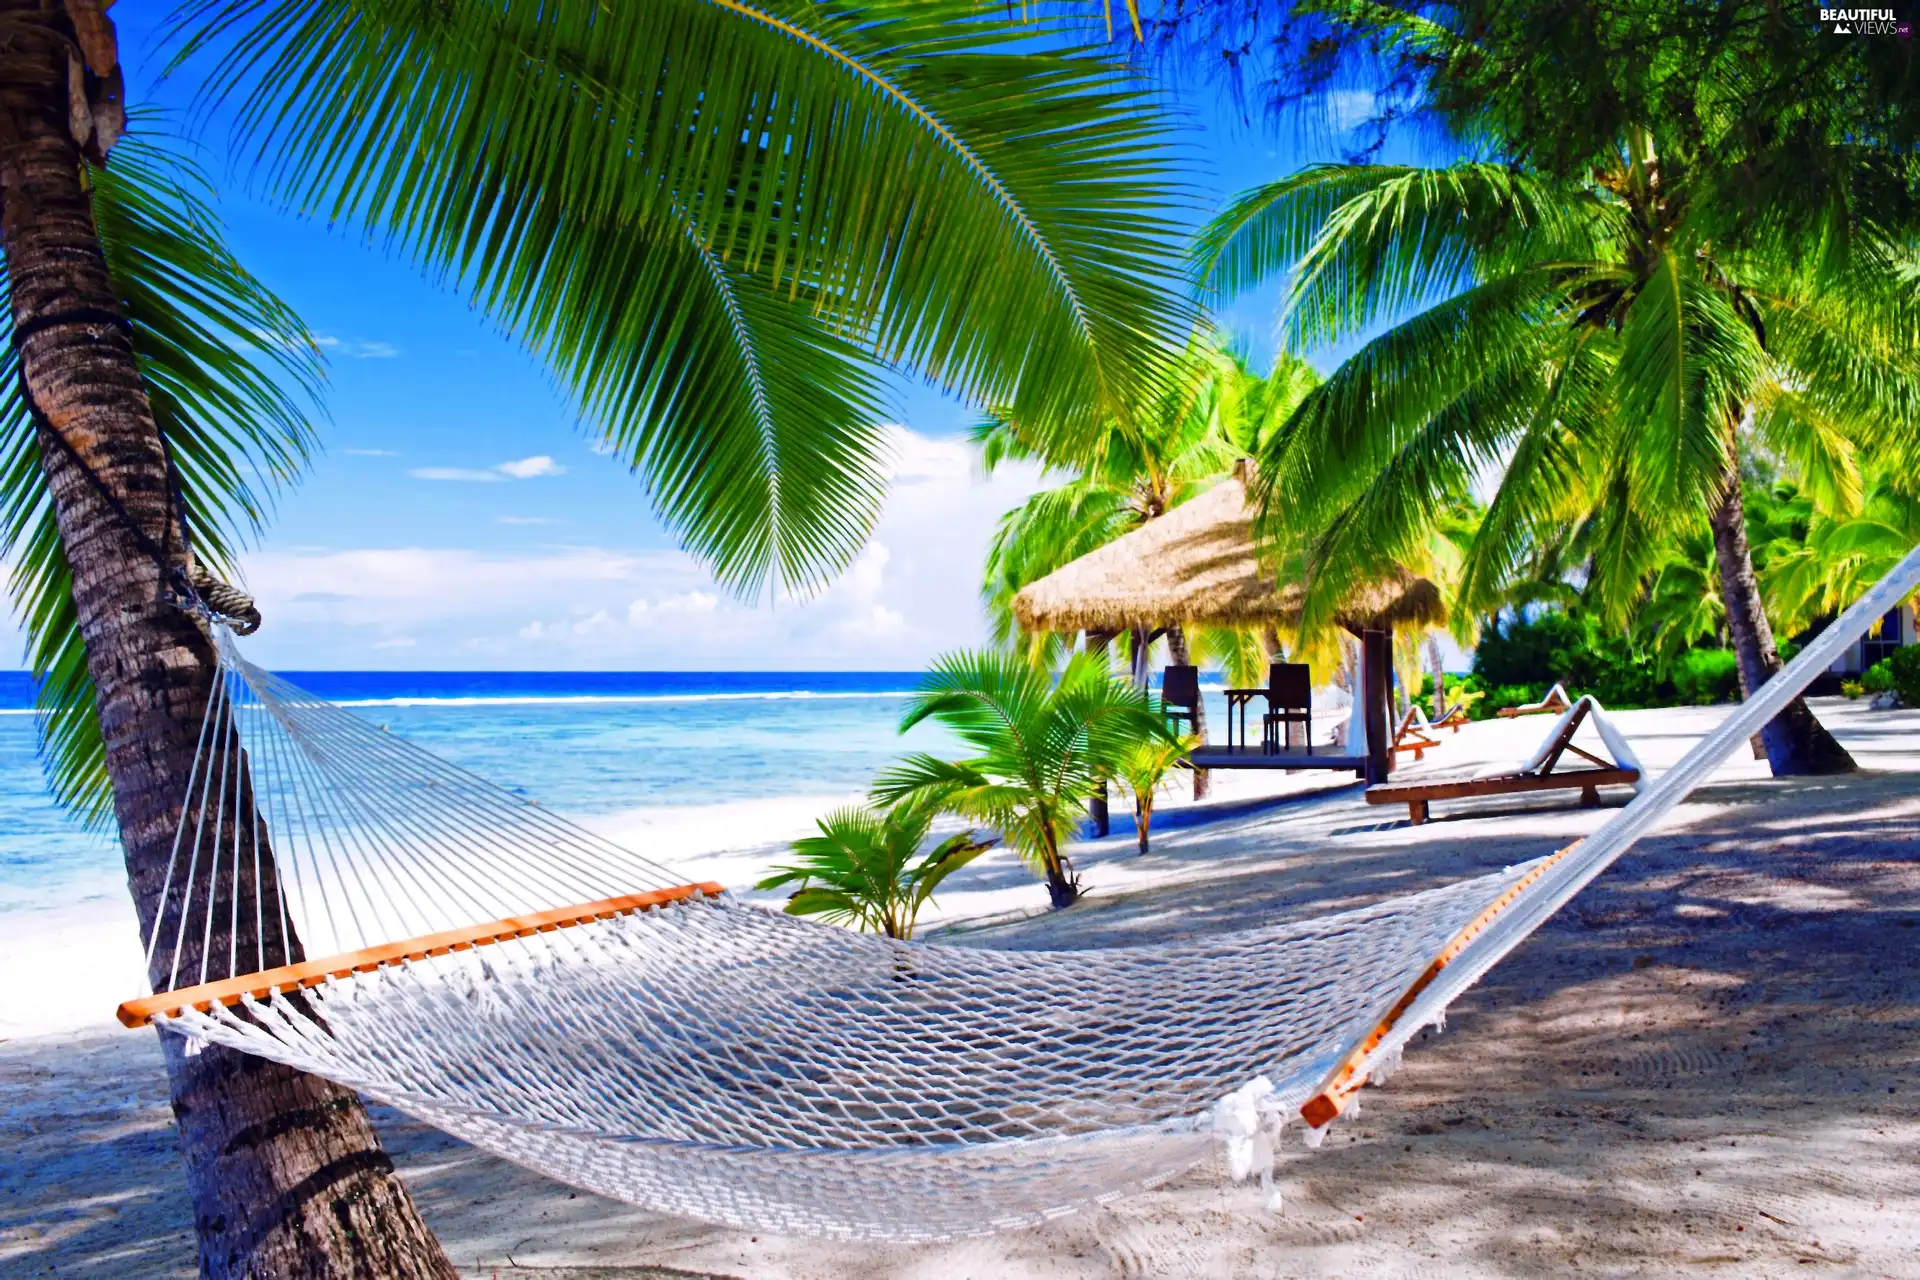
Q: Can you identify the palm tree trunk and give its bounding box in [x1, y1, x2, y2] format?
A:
[1040, 833, 1079, 909]
[1083, 630, 1114, 836]
[1135, 795, 1152, 855]
[1709, 460, 1854, 777]
[1427, 635, 1447, 719]
[0, 20, 454, 1276]
[1165, 624, 1209, 799]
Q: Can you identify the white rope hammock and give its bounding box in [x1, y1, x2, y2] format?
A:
[117, 545, 1920, 1241]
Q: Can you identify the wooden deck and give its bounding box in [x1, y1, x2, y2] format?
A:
[1187, 747, 1367, 772]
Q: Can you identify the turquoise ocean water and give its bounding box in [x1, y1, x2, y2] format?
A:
[0, 670, 961, 915]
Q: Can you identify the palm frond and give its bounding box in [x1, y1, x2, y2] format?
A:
[1256, 268, 1570, 541]
[0, 131, 322, 825]
[1614, 253, 1764, 511]
[1282, 164, 1614, 350]
[170, 0, 1195, 594]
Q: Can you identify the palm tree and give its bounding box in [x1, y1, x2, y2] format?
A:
[1634, 529, 1728, 665]
[874, 649, 1173, 909]
[0, 113, 454, 1272]
[979, 339, 1320, 794]
[1199, 122, 1920, 776]
[1111, 733, 1196, 855]
[4, 3, 1191, 1270]
[1765, 474, 1920, 641]
[978, 337, 1255, 630]
[755, 798, 992, 939]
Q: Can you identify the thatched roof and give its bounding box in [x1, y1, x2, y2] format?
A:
[1009, 468, 1445, 636]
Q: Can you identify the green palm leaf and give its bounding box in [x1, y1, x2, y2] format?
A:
[171, 0, 1195, 595]
[0, 133, 322, 825]
[878, 648, 1168, 907]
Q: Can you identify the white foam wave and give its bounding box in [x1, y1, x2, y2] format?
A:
[324, 689, 917, 709]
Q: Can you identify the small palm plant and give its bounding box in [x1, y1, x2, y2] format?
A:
[756, 798, 991, 940]
[1112, 734, 1198, 856]
[875, 649, 1176, 910]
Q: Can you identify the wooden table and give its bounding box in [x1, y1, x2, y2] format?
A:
[1223, 688, 1270, 753]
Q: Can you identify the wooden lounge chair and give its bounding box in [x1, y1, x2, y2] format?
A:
[1496, 681, 1572, 719]
[1433, 701, 1472, 733]
[1366, 696, 1641, 825]
[1390, 705, 1442, 762]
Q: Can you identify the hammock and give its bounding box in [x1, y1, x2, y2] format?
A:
[116, 546, 1920, 1241]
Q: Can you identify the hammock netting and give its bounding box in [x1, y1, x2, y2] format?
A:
[124, 545, 1920, 1241]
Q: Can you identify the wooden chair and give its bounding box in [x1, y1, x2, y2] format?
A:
[1366, 696, 1640, 825]
[1433, 701, 1472, 733]
[1161, 664, 1201, 736]
[1390, 706, 1442, 762]
[1496, 681, 1572, 719]
[1262, 662, 1313, 755]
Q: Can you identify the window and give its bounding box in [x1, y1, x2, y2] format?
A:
[1862, 608, 1904, 669]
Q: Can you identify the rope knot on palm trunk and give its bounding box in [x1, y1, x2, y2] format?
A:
[187, 563, 259, 635]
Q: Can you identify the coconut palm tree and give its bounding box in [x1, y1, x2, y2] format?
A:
[1198, 122, 1920, 776]
[874, 649, 1173, 909]
[755, 798, 992, 940]
[3, 2, 1191, 1271]
[0, 116, 453, 1271]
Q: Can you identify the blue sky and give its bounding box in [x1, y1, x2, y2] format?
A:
[1, 13, 1421, 672]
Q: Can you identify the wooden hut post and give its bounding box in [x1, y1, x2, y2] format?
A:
[1085, 630, 1115, 836]
[1363, 626, 1393, 785]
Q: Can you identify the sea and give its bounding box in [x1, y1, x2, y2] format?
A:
[0, 669, 967, 917]
[0, 668, 1282, 1034]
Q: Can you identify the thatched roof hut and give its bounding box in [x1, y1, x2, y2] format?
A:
[1009, 467, 1445, 636]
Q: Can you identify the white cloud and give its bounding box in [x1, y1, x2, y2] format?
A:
[409, 467, 506, 483]
[411, 455, 567, 483]
[496, 455, 564, 479]
[233, 426, 1048, 670]
[1326, 89, 1377, 132]
[315, 335, 401, 359]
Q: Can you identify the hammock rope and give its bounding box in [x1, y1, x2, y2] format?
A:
[117, 544, 1920, 1241]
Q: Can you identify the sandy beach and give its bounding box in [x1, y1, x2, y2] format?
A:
[4, 697, 1919, 1278]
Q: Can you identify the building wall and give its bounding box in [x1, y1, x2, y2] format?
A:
[1828, 601, 1915, 675]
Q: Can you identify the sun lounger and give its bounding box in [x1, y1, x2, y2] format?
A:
[1495, 680, 1572, 719]
[1366, 695, 1642, 825]
[1433, 698, 1473, 732]
[1390, 706, 1442, 761]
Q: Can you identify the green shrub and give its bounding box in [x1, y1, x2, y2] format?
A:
[1671, 649, 1740, 705]
[1418, 671, 1476, 705]
[1863, 658, 1894, 693]
[1473, 612, 1586, 688]
[1841, 679, 1865, 699]
[1888, 645, 1920, 706]
[1472, 609, 1664, 708]
[1484, 682, 1543, 715]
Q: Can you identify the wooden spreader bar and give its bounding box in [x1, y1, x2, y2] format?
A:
[1299, 844, 1579, 1130]
[117, 881, 724, 1028]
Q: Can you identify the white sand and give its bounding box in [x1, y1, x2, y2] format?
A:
[5, 697, 1920, 1277]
